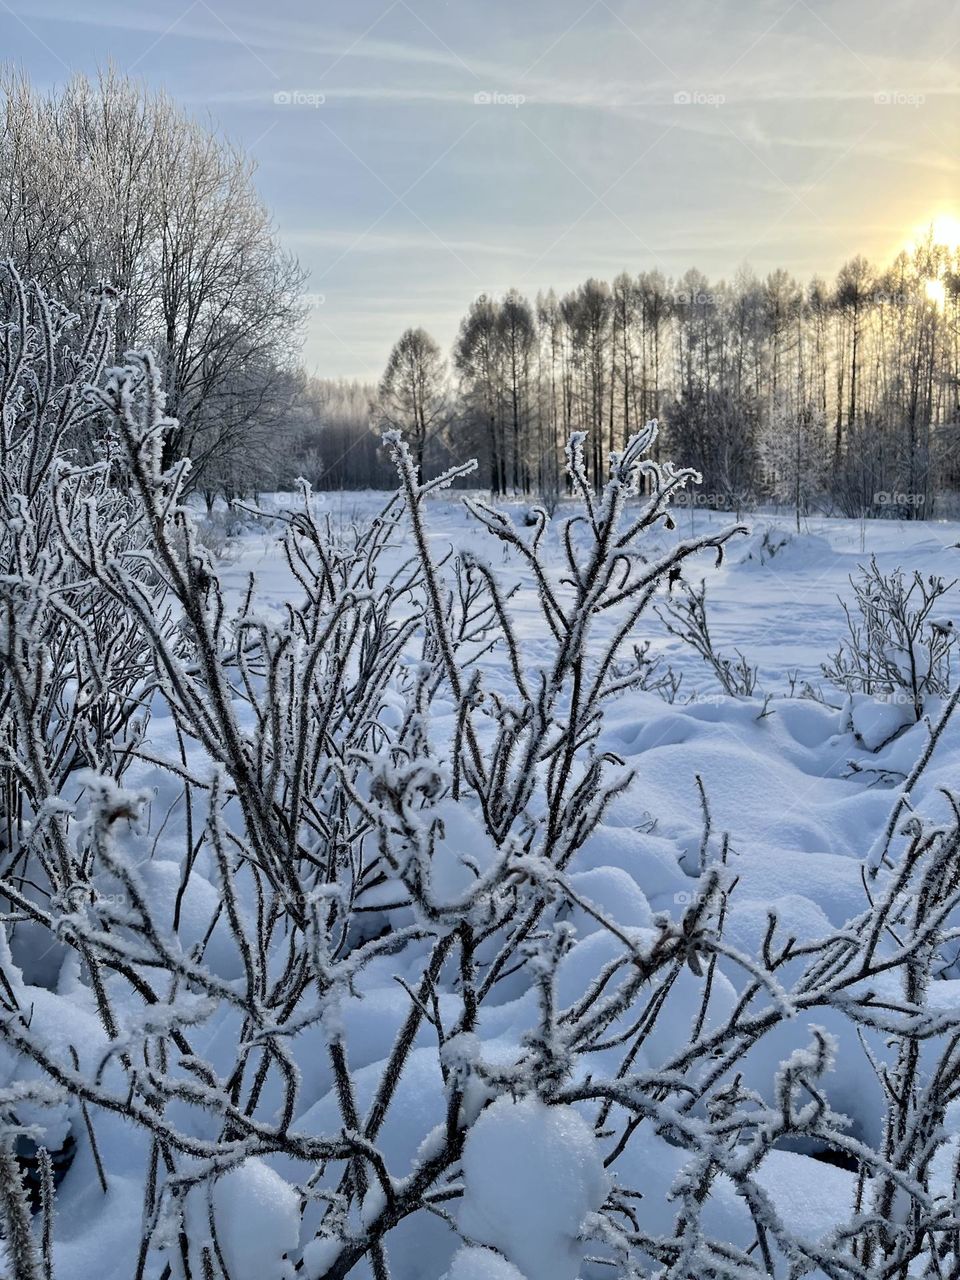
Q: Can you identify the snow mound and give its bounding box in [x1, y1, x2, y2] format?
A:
[847, 692, 914, 750]
[443, 1246, 528, 1280]
[459, 1097, 609, 1280]
[736, 525, 834, 569]
[184, 1161, 300, 1280]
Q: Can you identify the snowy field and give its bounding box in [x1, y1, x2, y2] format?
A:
[208, 498, 960, 1265]
[207, 492, 960, 951]
[218, 491, 960, 691]
[8, 471, 960, 1279]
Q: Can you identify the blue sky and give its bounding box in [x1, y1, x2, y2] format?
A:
[2, 0, 958, 378]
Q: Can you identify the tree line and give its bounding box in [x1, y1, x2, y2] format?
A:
[366, 250, 960, 520]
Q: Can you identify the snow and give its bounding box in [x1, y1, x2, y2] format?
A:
[427, 797, 498, 906]
[458, 1096, 609, 1280]
[848, 691, 914, 750]
[442, 1247, 528, 1280]
[184, 1161, 301, 1280]
[8, 484, 960, 1277]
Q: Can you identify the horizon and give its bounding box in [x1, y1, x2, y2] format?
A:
[2, 0, 958, 381]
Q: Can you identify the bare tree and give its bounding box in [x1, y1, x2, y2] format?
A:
[759, 396, 828, 531]
[376, 326, 448, 477]
[0, 65, 306, 491]
[455, 294, 507, 494]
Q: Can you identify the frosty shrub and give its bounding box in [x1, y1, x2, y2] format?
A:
[0, 263, 166, 960]
[823, 556, 956, 719]
[2, 271, 960, 1280]
[657, 578, 759, 698]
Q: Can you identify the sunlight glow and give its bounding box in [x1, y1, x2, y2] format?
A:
[930, 213, 960, 250]
[908, 212, 960, 254]
[925, 276, 947, 309]
[907, 214, 959, 309]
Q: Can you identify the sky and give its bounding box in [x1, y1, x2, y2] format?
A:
[1, 0, 958, 380]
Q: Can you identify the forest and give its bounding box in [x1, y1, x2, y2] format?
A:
[322, 252, 960, 521]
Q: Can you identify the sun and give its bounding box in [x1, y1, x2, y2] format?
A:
[907, 211, 960, 253]
[930, 213, 960, 250]
[906, 212, 959, 308]
[925, 276, 947, 309]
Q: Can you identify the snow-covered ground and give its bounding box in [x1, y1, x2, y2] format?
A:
[10, 489, 960, 1279]
[215, 496, 960, 1265]
[217, 493, 960, 691]
[211, 492, 960, 947]
[197, 495, 960, 1262]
